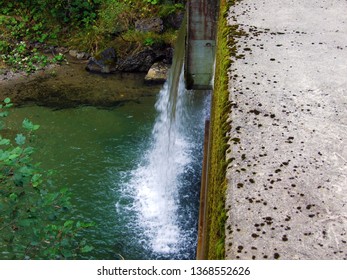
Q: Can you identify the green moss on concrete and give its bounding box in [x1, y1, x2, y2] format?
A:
[206, 0, 242, 259]
[205, 0, 231, 260]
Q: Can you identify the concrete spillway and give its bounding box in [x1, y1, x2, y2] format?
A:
[225, 0, 347, 259]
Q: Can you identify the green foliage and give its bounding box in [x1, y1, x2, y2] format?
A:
[146, 0, 161, 5]
[0, 98, 94, 259]
[159, 2, 184, 17]
[52, 53, 66, 64]
[144, 37, 155, 46]
[0, 40, 66, 73]
[1, 0, 185, 68]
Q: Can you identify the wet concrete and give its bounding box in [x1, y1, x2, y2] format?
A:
[225, 0, 347, 259]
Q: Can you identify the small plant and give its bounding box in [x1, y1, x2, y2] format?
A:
[52, 53, 65, 63]
[144, 37, 155, 46]
[0, 98, 94, 259]
[146, 0, 160, 5]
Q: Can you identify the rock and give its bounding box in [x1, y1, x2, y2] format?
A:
[69, 50, 78, 57]
[76, 52, 90, 60]
[116, 49, 156, 72]
[116, 46, 173, 72]
[144, 62, 170, 84]
[55, 46, 69, 54]
[86, 47, 117, 73]
[135, 18, 164, 33]
[70, 50, 91, 60]
[165, 12, 185, 30]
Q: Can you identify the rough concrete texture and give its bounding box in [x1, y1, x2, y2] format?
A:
[225, 0, 347, 259]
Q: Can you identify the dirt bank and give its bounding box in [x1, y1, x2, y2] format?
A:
[0, 57, 161, 109]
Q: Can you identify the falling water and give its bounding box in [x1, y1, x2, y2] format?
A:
[125, 22, 211, 259]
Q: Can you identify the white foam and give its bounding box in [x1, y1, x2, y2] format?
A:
[128, 67, 192, 254]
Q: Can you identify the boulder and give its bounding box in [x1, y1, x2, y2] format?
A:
[69, 50, 91, 60]
[135, 18, 164, 33]
[116, 46, 173, 72]
[116, 49, 156, 72]
[144, 62, 170, 84]
[69, 49, 78, 57]
[86, 47, 117, 73]
[76, 52, 91, 60]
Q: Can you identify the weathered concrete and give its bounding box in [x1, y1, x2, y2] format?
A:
[225, 0, 347, 259]
[185, 0, 217, 89]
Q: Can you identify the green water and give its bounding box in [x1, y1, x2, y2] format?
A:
[4, 87, 209, 260]
[7, 98, 156, 259]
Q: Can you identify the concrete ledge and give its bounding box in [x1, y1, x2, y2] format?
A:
[225, 0, 347, 260]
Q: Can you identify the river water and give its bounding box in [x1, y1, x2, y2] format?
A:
[4, 66, 210, 260]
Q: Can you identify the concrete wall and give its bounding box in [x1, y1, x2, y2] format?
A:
[185, 0, 217, 90]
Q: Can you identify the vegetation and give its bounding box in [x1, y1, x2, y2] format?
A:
[0, 98, 94, 259]
[206, 0, 234, 259]
[0, 0, 185, 73]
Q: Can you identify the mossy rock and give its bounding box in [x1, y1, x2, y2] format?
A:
[86, 47, 117, 73]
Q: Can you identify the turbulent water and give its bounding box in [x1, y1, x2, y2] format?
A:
[126, 66, 210, 259]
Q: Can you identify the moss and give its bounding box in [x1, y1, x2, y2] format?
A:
[204, 0, 230, 260]
[205, 0, 243, 259]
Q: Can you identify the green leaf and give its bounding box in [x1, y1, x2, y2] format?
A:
[19, 166, 35, 176]
[22, 118, 33, 130]
[31, 173, 42, 187]
[63, 220, 74, 228]
[0, 137, 10, 145]
[60, 238, 70, 247]
[4, 97, 11, 104]
[0, 111, 9, 117]
[9, 193, 18, 201]
[61, 249, 73, 258]
[81, 245, 94, 253]
[15, 133, 26, 146]
[9, 153, 19, 160]
[0, 150, 9, 160]
[22, 118, 40, 131]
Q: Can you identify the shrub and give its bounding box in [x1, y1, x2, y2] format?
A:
[0, 98, 93, 259]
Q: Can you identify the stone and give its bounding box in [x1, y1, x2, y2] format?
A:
[76, 52, 90, 60]
[135, 18, 164, 33]
[86, 47, 117, 73]
[165, 12, 185, 30]
[55, 46, 69, 54]
[144, 62, 170, 84]
[116, 49, 156, 72]
[69, 50, 78, 58]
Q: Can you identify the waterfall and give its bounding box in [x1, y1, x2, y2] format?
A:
[123, 18, 210, 259]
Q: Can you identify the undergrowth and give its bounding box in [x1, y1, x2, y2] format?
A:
[0, 0, 185, 72]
